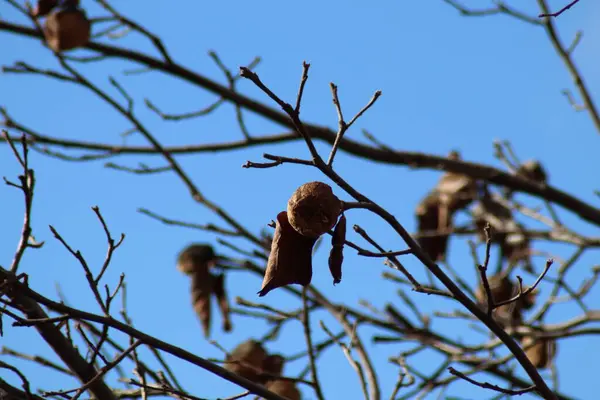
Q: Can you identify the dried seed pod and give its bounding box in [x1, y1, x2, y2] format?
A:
[287, 182, 342, 238]
[522, 336, 556, 369]
[225, 340, 268, 382]
[262, 354, 285, 377]
[32, 0, 58, 17]
[177, 244, 217, 275]
[518, 160, 548, 184]
[415, 193, 450, 262]
[212, 273, 233, 333]
[258, 212, 317, 297]
[264, 379, 301, 400]
[328, 214, 346, 285]
[43, 4, 90, 52]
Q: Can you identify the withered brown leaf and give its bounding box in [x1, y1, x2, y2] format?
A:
[264, 380, 301, 400]
[191, 272, 212, 338]
[177, 244, 222, 337]
[475, 274, 523, 327]
[416, 193, 450, 262]
[328, 214, 346, 285]
[225, 340, 268, 382]
[258, 211, 317, 297]
[415, 151, 477, 261]
[212, 273, 232, 333]
[472, 190, 531, 271]
[522, 335, 556, 369]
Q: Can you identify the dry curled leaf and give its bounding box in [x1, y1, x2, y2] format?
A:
[416, 193, 450, 262]
[522, 335, 556, 369]
[264, 379, 301, 400]
[177, 244, 228, 337]
[258, 211, 317, 297]
[191, 272, 212, 338]
[328, 214, 346, 285]
[472, 189, 532, 272]
[415, 151, 476, 261]
[475, 273, 521, 326]
[43, 3, 90, 52]
[287, 181, 342, 238]
[212, 273, 232, 333]
[225, 340, 268, 382]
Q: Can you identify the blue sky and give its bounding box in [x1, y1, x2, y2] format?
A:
[1, 0, 599, 399]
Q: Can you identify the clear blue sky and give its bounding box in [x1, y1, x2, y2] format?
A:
[1, 0, 599, 399]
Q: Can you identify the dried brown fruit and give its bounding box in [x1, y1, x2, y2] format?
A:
[177, 244, 217, 275]
[522, 336, 556, 369]
[517, 160, 548, 184]
[225, 340, 268, 382]
[415, 151, 476, 261]
[262, 354, 285, 377]
[258, 212, 317, 297]
[43, 5, 90, 52]
[328, 214, 346, 285]
[212, 273, 232, 333]
[264, 379, 301, 400]
[287, 182, 342, 238]
[32, 0, 58, 17]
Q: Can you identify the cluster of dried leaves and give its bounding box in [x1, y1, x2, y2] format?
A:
[177, 244, 232, 338]
[259, 182, 347, 296]
[224, 340, 300, 400]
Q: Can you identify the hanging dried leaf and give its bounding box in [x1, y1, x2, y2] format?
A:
[472, 190, 531, 270]
[177, 244, 220, 337]
[264, 380, 301, 400]
[225, 340, 268, 382]
[43, 4, 90, 52]
[437, 151, 477, 212]
[415, 151, 476, 262]
[212, 273, 233, 333]
[522, 336, 556, 369]
[328, 214, 346, 285]
[32, 0, 58, 17]
[415, 193, 450, 262]
[287, 181, 342, 238]
[258, 211, 317, 297]
[191, 272, 212, 338]
[475, 273, 521, 326]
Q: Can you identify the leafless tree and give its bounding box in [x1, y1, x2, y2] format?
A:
[0, 1, 596, 399]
